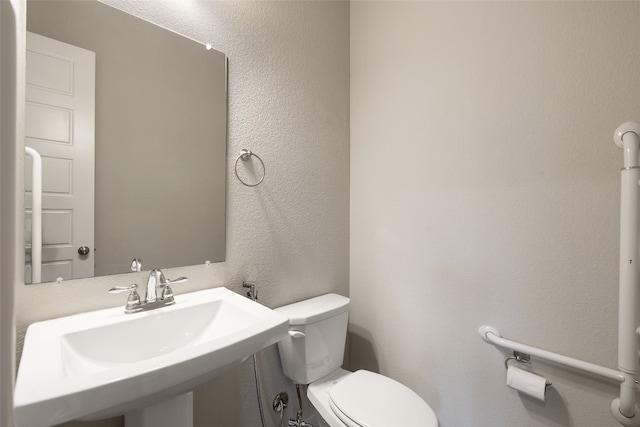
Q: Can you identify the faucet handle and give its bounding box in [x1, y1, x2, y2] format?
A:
[160, 276, 188, 286]
[108, 283, 138, 293]
[108, 284, 142, 313]
[161, 285, 174, 301]
[158, 276, 187, 302]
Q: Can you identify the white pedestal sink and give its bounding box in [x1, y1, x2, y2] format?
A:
[14, 286, 289, 427]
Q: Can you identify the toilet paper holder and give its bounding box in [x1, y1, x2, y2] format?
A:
[504, 351, 531, 369]
[504, 351, 552, 388]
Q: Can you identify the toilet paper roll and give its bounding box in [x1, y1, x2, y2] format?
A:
[506, 366, 548, 402]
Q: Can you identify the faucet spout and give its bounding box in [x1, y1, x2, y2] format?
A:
[145, 269, 166, 303]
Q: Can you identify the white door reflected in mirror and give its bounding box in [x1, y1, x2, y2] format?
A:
[25, 31, 95, 284]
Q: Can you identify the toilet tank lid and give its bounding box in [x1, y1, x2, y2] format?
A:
[275, 293, 349, 326]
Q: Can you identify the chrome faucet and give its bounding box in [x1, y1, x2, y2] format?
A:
[108, 268, 188, 314]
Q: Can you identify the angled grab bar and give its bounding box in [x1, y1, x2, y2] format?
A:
[479, 326, 625, 383]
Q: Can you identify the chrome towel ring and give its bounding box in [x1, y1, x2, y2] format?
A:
[234, 149, 265, 187]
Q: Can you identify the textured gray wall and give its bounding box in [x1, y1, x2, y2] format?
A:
[16, 1, 349, 426]
[351, 2, 640, 426]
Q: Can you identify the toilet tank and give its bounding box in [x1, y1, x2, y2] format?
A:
[275, 294, 349, 384]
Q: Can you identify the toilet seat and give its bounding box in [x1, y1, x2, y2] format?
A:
[327, 370, 438, 427]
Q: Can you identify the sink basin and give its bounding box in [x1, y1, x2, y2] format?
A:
[14, 286, 289, 427]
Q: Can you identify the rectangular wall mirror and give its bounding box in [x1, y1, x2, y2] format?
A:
[25, 0, 227, 284]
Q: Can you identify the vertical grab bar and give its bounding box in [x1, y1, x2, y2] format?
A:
[613, 122, 640, 426]
[24, 147, 42, 284]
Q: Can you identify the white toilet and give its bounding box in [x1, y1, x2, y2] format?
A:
[275, 293, 439, 427]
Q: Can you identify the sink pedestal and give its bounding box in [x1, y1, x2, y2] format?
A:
[125, 393, 193, 427]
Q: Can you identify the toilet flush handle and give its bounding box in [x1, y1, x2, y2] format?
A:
[288, 330, 305, 339]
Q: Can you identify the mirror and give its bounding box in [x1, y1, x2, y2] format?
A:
[24, 0, 227, 284]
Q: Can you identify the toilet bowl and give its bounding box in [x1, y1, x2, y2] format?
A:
[275, 294, 438, 427]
